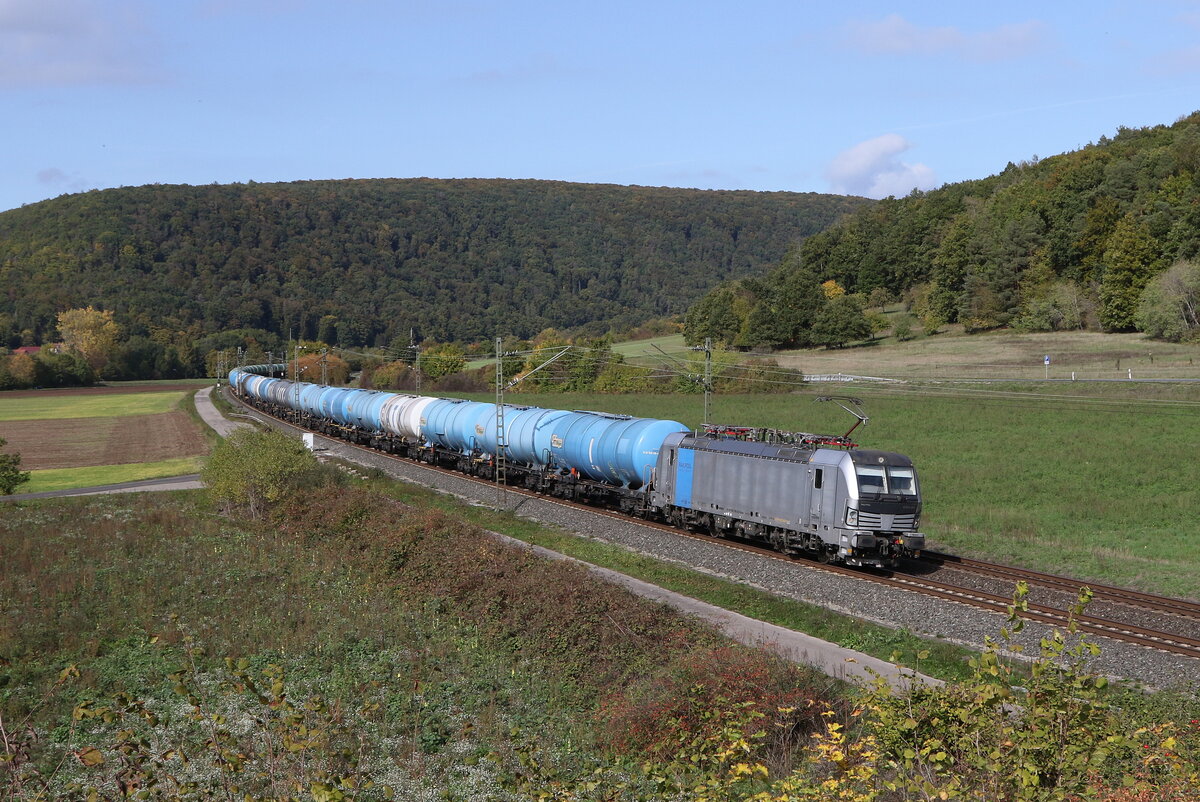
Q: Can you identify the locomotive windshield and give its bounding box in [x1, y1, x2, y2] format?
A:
[855, 465, 918, 497]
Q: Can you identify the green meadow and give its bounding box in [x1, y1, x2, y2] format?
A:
[18, 456, 205, 494]
[0, 390, 187, 421]
[463, 382, 1200, 599]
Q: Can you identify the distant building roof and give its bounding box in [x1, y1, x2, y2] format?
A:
[11, 346, 40, 355]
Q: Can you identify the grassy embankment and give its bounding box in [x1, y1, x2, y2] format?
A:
[0, 391, 208, 493]
[4, 437, 1197, 800]
[0, 460, 836, 798]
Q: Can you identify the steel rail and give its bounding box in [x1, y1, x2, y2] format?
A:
[919, 551, 1200, 618]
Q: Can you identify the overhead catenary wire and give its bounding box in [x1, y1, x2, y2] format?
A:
[320, 340, 1200, 418]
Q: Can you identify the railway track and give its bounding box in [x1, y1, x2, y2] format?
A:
[919, 551, 1200, 619]
[228, 390, 1200, 664]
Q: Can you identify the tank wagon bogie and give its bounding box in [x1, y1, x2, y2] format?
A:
[226, 365, 924, 568]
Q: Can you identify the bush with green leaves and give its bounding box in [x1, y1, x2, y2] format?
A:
[202, 428, 329, 517]
[1136, 260, 1200, 342]
[0, 436, 31, 495]
[862, 584, 1198, 801]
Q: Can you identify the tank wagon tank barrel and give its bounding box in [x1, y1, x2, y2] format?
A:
[226, 365, 924, 567]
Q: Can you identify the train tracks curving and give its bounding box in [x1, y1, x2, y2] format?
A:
[228, 390, 1200, 665]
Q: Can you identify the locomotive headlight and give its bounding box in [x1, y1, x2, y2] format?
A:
[845, 506, 858, 527]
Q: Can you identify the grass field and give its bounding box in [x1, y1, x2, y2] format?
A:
[0, 386, 210, 494]
[774, 328, 1199, 381]
[472, 327, 1200, 380]
[455, 379, 1200, 599]
[19, 456, 205, 493]
[0, 390, 187, 421]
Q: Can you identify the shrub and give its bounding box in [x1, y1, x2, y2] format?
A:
[1137, 260, 1200, 342]
[0, 436, 31, 495]
[892, 314, 916, 341]
[596, 646, 828, 766]
[861, 584, 1200, 800]
[202, 429, 327, 517]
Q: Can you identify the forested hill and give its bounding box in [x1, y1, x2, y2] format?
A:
[0, 178, 867, 346]
[685, 111, 1200, 349]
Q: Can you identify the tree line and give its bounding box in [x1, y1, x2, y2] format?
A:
[0, 305, 313, 390]
[687, 110, 1200, 348]
[359, 329, 804, 396]
[0, 178, 866, 352]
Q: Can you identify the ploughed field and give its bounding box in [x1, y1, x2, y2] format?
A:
[0, 386, 210, 492]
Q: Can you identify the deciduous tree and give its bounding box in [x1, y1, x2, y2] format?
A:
[1137, 260, 1200, 341]
[812, 295, 871, 348]
[0, 437, 31, 495]
[56, 306, 120, 374]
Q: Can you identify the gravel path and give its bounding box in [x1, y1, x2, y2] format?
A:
[235, 397, 1200, 692]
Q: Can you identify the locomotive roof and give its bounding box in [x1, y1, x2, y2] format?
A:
[681, 434, 806, 460]
[848, 449, 913, 467]
[680, 434, 912, 466]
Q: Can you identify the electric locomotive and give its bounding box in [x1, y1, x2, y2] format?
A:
[651, 427, 923, 567]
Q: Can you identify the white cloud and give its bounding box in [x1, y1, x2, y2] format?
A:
[0, 0, 160, 88]
[826, 134, 937, 199]
[845, 14, 1045, 62]
[35, 166, 91, 195]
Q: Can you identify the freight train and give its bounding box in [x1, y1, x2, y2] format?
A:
[227, 364, 925, 567]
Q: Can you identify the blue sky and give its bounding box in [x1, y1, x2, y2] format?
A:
[3, 0, 1200, 213]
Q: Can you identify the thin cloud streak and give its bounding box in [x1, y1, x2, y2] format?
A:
[0, 0, 161, 88]
[844, 14, 1045, 62]
[893, 87, 1200, 133]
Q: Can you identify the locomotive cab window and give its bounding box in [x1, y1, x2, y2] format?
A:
[888, 466, 918, 496]
[855, 465, 919, 496]
[856, 465, 886, 493]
